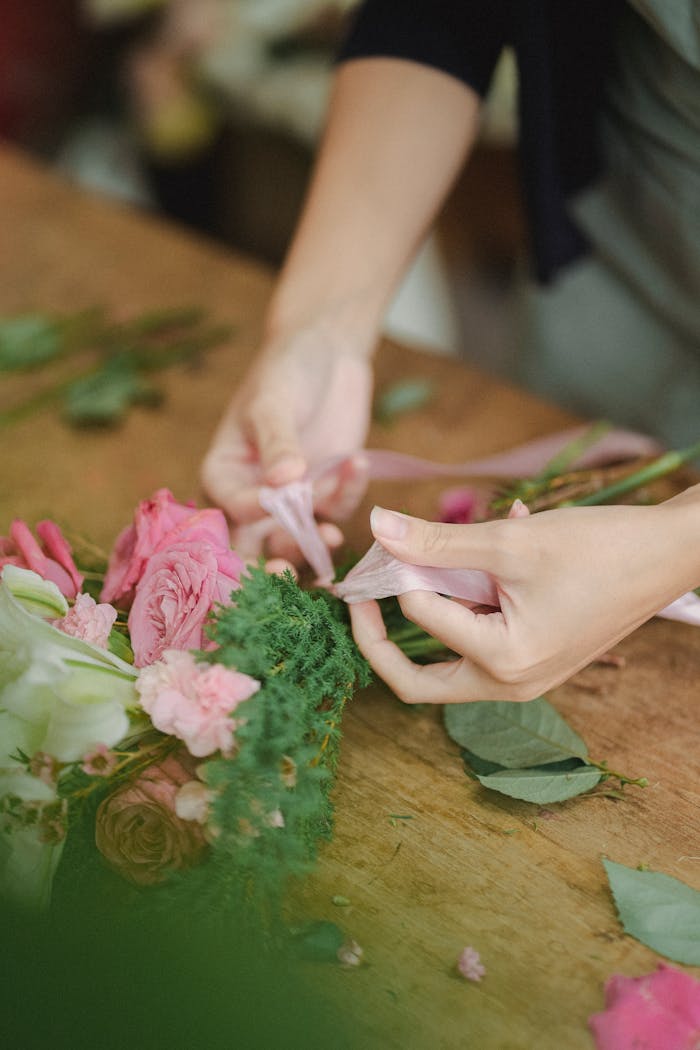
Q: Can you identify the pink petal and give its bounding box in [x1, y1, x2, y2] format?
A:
[589, 964, 700, 1050]
[36, 520, 83, 597]
[9, 519, 49, 576]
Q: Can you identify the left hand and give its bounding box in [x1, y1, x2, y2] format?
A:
[349, 491, 700, 703]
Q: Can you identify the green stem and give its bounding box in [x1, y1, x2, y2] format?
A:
[536, 420, 612, 484]
[589, 759, 648, 788]
[566, 440, 700, 507]
[398, 637, 450, 658]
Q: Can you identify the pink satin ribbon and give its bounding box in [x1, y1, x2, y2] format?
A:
[258, 428, 700, 625]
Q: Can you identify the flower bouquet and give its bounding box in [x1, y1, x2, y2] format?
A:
[0, 489, 380, 916]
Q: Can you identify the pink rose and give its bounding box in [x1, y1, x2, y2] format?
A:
[136, 649, 260, 756]
[95, 752, 207, 885]
[54, 592, 117, 649]
[101, 489, 196, 607]
[589, 964, 700, 1050]
[128, 540, 243, 666]
[0, 519, 83, 598]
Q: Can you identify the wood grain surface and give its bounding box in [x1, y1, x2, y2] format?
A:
[1, 144, 698, 1050]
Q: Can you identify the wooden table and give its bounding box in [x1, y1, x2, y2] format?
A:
[1, 145, 698, 1049]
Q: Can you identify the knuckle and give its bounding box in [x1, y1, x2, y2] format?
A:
[416, 521, 449, 558]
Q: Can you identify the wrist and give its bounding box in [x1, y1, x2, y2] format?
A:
[656, 483, 700, 590]
[264, 283, 382, 360]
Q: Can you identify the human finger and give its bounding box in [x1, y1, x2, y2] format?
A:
[369, 505, 516, 575]
[250, 392, 307, 486]
[264, 558, 298, 579]
[349, 601, 500, 704]
[397, 589, 507, 667]
[508, 498, 530, 519]
[314, 454, 370, 521]
[201, 417, 272, 524]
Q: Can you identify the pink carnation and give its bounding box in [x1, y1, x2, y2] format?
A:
[589, 964, 700, 1050]
[101, 489, 196, 607]
[128, 540, 243, 666]
[54, 592, 117, 649]
[0, 519, 83, 598]
[136, 649, 260, 757]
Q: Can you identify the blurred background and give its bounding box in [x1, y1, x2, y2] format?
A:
[1, 0, 524, 370]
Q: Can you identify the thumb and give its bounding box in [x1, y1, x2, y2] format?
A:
[252, 398, 307, 485]
[369, 505, 512, 576]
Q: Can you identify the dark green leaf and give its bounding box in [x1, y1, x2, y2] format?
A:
[444, 697, 588, 768]
[461, 749, 504, 777]
[0, 315, 59, 370]
[603, 859, 700, 965]
[477, 763, 601, 803]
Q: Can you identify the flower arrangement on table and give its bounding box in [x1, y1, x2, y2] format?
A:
[0, 489, 376, 913]
[2, 426, 700, 1050]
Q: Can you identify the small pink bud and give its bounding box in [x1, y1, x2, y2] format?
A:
[457, 946, 486, 982]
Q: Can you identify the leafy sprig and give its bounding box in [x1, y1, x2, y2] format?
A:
[0, 306, 231, 428]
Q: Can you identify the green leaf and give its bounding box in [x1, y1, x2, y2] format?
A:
[64, 358, 161, 426]
[444, 697, 588, 768]
[373, 378, 435, 424]
[477, 763, 602, 803]
[461, 749, 504, 777]
[0, 315, 60, 370]
[107, 629, 134, 665]
[603, 859, 700, 965]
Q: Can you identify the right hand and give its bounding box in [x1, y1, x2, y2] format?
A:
[201, 325, 374, 567]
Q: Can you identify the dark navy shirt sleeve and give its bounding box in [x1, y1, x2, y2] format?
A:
[338, 0, 512, 98]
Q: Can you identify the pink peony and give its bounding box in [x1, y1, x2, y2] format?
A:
[589, 964, 700, 1050]
[128, 540, 243, 666]
[100, 488, 197, 607]
[0, 519, 83, 598]
[54, 592, 117, 649]
[95, 751, 207, 885]
[136, 649, 260, 756]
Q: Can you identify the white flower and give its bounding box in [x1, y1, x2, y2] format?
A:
[0, 768, 64, 910]
[0, 566, 139, 763]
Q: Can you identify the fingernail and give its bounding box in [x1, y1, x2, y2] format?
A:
[370, 505, 409, 541]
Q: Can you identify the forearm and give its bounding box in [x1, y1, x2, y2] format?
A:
[657, 483, 700, 598]
[265, 57, 481, 352]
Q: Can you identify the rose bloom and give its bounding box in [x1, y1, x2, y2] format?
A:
[136, 649, 260, 757]
[95, 752, 207, 886]
[0, 519, 83, 599]
[101, 490, 236, 609]
[128, 541, 243, 666]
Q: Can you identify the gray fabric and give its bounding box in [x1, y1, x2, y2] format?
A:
[519, 0, 700, 445]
